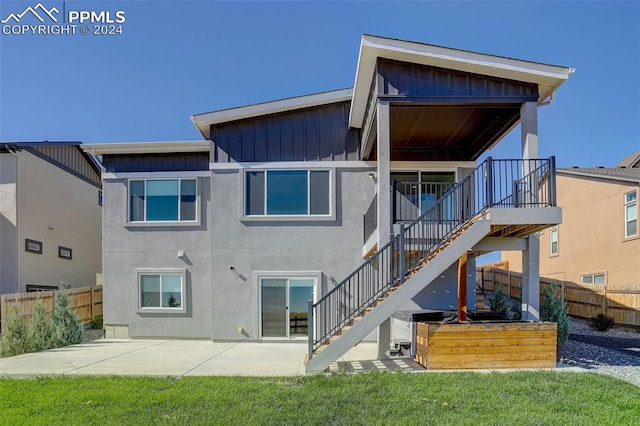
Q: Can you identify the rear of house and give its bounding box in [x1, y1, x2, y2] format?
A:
[85, 35, 573, 371]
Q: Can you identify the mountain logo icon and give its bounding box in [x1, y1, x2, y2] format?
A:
[1, 3, 59, 24]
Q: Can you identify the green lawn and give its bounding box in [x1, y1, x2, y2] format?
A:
[0, 372, 638, 425]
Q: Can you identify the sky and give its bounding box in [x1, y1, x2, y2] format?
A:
[1, 0, 639, 168]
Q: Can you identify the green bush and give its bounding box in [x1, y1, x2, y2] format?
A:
[90, 317, 103, 330]
[589, 314, 615, 332]
[489, 286, 510, 316]
[52, 290, 83, 347]
[541, 283, 571, 350]
[0, 306, 28, 357]
[26, 299, 55, 352]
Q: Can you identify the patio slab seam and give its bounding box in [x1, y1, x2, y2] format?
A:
[180, 343, 240, 377]
[62, 340, 172, 375]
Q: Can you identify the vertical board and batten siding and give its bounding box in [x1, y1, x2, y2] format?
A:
[27, 145, 101, 187]
[477, 267, 640, 328]
[415, 322, 557, 370]
[0, 286, 103, 333]
[102, 152, 210, 172]
[210, 101, 360, 163]
[376, 58, 539, 100]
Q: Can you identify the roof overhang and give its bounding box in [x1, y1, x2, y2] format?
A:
[349, 34, 575, 128]
[81, 141, 211, 155]
[192, 88, 353, 139]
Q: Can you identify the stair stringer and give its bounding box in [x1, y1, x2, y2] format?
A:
[305, 218, 491, 373]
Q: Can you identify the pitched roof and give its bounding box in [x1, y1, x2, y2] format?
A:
[558, 167, 640, 183]
[616, 150, 640, 168]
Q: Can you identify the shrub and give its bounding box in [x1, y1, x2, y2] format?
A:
[489, 286, 510, 316]
[52, 290, 83, 347]
[90, 317, 103, 330]
[589, 314, 615, 332]
[541, 283, 571, 350]
[0, 306, 28, 357]
[26, 299, 55, 352]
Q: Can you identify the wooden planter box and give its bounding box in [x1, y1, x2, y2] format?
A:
[415, 322, 557, 370]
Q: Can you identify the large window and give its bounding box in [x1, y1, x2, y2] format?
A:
[138, 270, 186, 312]
[245, 170, 330, 216]
[625, 190, 637, 238]
[129, 179, 197, 222]
[549, 227, 558, 255]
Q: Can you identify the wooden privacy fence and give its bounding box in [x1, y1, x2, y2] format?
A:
[477, 267, 640, 329]
[0, 286, 103, 334]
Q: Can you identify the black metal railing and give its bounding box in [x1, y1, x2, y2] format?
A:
[393, 181, 456, 222]
[308, 157, 556, 359]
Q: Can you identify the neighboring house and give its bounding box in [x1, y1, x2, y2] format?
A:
[84, 34, 572, 372]
[502, 151, 640, 286]
[0, 141, 103, 294]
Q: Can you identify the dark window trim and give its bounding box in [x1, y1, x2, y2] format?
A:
[58, 246, 73, 260]
[25, 239, 43, 254]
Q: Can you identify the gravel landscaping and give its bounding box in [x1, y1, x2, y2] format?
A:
[560, 317, 640, 386]
[81, 326, 105, 343]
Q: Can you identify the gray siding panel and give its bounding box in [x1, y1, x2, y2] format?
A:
[210, 101, 360, 163]
[27, 145, 101, 188]
[103, 153, 209, 172]
[377, 58, 539, 100]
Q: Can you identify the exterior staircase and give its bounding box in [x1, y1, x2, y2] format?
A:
[305, 157, 558, 373]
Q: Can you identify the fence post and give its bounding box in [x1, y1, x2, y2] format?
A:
[507, 270, 512, 297]
[90, 286, 95, 321]
[491, 268, 495, 292]
[603, 286, 608, 318]
[307, 300, 314, 361]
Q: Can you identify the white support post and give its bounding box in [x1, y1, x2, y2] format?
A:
[520, 101, 540, 320]
[376, 100, 391, 359]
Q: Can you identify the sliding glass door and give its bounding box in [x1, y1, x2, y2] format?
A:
[261, 278, 314, 339]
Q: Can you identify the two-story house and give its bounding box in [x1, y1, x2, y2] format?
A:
[0, 141, 103, 294]
[502, 151, 640, 286]
[84, 35, 572, 372]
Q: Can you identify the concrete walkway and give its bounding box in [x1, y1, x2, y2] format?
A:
[0, 339, 378, 377]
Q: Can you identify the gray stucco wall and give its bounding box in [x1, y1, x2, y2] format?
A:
[209, 167, 376, 340]
[102, 177, 212, 338]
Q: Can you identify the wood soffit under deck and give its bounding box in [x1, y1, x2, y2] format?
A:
[365, 104, 521, 162]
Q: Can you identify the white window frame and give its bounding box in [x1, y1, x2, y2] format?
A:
[624, 190, 637, 238]
[241, 168, 335, 221]
[255, 271, 321, 340]
[549, 227, 558, 256]
[136, 268, 187, 314]
[581, 272, 606, 285]
[127, 177, 199, 226]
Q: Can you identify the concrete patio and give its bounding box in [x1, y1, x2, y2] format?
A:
[0, 339, 379, 377]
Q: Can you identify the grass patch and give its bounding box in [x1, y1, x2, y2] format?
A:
[0, 372, 638, 425]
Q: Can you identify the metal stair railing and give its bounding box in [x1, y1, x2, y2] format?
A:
[307, 157, 556, 359]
